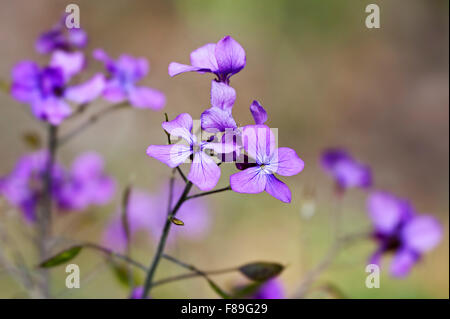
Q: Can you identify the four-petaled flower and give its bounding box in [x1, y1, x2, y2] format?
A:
[230, 125, 304, 203]
[11, 51, 105, 125]
[367, 191, 442, 277]
[321, 148, 372, 191]
[168, 36, 246, 84]
[57, 152, 116, 211]
[36, 15, 88, 54]
[94, 49, 166, 110]
[147, 113, 233, 191]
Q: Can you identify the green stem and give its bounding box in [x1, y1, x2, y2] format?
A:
[140, 181, 193, 298]
[185, 185, 231, 201]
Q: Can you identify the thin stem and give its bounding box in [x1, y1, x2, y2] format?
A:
[38, 124, 58, 298]
[185, 185, 231, 201]
[176, 167, 188, 183]
[58, 102, 129, 147]
[82, 243, 148, 271]
[141, 181, 193, 298]
[120, 185, 133, 288]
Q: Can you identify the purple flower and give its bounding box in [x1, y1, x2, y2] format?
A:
[0, 151, 64, 222]
[320, 148, 372, 191]
[146, 113, 234, 191]
[57, 152, 116, 211]
[230, 125, 304, 203]
[93, 49, 166, 110]
[11, 51, 105, 125]
[102, 183, 209, 251]
[367, 191, 442, 277]
[36, 17, 88, 54]
[129, 286, 148, 299]
[251, 278, 285, 299]
[168, 36, 246, 84]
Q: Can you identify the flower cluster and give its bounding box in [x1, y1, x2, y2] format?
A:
[148, 36, 304, 203]
[0, 151, 115, 222]
[10, 20, 165, 126]
[321, 148, 442, 277]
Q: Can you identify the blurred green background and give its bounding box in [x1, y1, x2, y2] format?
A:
[0, 0, 448, 298]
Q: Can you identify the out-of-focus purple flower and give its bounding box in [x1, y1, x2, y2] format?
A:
[168, 36, 246, 84]
[146, 113, 234, 191]
[102, 183, 209, 251]
[249, 101, 267, 125]
[36, 17, 88, 54]
[93, 49, 165, 110]
[129, 286, 148, 299]
[57, 152, 116, 211]
[367, 191, 442, 277]
[320, 148, 372, 191]
[11, 51, 105, 125]
[230, 125, 304, 203]
[251, 278, 285, 299]
[0, 151, 64, 222]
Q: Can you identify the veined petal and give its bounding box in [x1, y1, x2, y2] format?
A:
[230, 166, 266, 194]
[250, 100, 268, 125]
[201, 106, 237, 132]
[188, 152, 221, 191]
[241, 125, 276, 164]
[162, 113, 195, 144]
[402, 216, 442, 253]
[390, 249, 419, 278]
[65, 73, 106, 104]
[146, 144, 192, 168]
[128, 86, 166, 110]
[268, 147, 304, 176]
[367, 191, 413, 235]
[210, 80, 236, 111]
[50, 50, 85, 81]
[190, 43, 218, 71]
[265, 174, 291, 203]
[202, 141, 236, 154]
[168, 62, 205, 77]
[215, 36, 246, 76]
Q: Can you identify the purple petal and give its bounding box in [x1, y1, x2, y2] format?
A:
[50, 50, 85, 81]
[162, 113, 195, 144]
[333, 159, 372, 189]
[128, 86, 166, 110]
[390, 249, 419, 278]
[201, 107, 237, 132]
[130, 286, 148, 299]
[320, 148, 349, 171]
[251, 278, 285, 299]
[190, 43, 219, 71]
[102, 78, 127, 102]
[367, 191, 413, 235]
[168, 62, 204, 77]
[210, 80, 236, 111]
[68, 28, 88, 48]
[241, 125, 276, 163]
[115, 55, 149, 82]
[71, 152, 105, 178]
[230, 166, 266, 194]
[188, 152, 221, 191]
[32, 97, 72, 125]
[250, 100, 268, 125]
[202, 141, 236, 154]
[402, 216, 442, 253]
[269, 147, 304, 176]
[93, 48, 113, 66]
[215, 36, 246, 76]
[146, 144, 192, 168]
[11, 61, 41, 103]
[265, 174, 291, 203]
[65, 74, 106, 104]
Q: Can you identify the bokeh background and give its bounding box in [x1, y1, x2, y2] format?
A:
[0, 0, 448, 298]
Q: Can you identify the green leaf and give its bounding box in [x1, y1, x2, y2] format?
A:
[232, 282, 263, 299]
[108, 260, 141, 288]
[39, 246, 83, 268]
[238, 261, 284, 281]
[206, 278, 230, 299]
